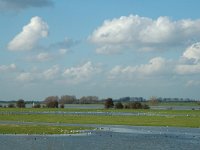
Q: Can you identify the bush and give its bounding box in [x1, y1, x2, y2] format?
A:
[16, 99, 26, 108]
[124, 102, 149, 109]
[142, 104, 150, 109]
[60, 104, 65, 108]
[32, 104, 41, 108]
[115, 102, 124, 109]
[128, 102, 142, 109]
[8, 103, 15, 108]
[104, 98, 114, 109]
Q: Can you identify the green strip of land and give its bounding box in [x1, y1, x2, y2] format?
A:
[0, 108, 199, 135]
[0, 108, 200, 116]
[0, 113, 200, 128]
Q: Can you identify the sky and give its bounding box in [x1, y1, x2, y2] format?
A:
[1, 0, 200, 101]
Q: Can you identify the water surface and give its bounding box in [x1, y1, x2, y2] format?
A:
[0, 126, 199, 150]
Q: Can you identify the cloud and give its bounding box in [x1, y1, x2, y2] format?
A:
[63, 61, 101, 84]
[0, 64, 17, 73]
[15, 62, 101, 84]
[8, 16, 49, 51]
[25, 49, 69, 62]
[175, 42, 200, 75]
[59, 49, 68, 55]
[49, 38, 78, 50]
[186, 80, 200, 87]
[16, 72, 35, 82]
[16, 65, 60, 82]
[175, 64, 200, 75]
[36, 52, 52, 61]
[109, 57, 171, 79]
[183, 42, 200, 63]
[89, 15, 200, 54]
[0, 0, 53, 11]
[43, 65, 60, 80]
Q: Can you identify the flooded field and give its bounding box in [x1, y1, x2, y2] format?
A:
[0, 126, 200, 150]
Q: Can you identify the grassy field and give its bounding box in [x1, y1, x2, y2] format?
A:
[0, 107, 200, 116]
[0, 111, 200, 128]
[0, 108, 199, 134]
[0, 108, 200, 128]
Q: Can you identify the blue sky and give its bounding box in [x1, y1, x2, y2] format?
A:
[1, 0, 200, 101]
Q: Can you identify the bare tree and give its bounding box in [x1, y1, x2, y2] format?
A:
[59, 95, 76, 104]
[44, 96, 59, 108]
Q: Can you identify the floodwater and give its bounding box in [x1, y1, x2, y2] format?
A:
[0, 125, 200, 150]
[151, 106, 200, 110]
[1, 103, 200, 110]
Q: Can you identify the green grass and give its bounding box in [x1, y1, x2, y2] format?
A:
[0, 124, 93, 134]
[0, 113, 200, 128]
[0, 107, 199, 117]
[0, 107, 199, 135]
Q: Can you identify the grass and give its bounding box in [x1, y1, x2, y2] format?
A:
[0, 124, 93, 134]
[0, 107, 199, 116]
[0, 113, 200, 128]
[0, 107, 199, 135]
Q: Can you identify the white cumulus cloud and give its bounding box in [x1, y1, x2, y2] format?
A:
[176, 42, 200, 75]
[109, 57, 170, 79]
[175, 64, 200, 75]
[43, 65, 60, 80]
[16, 72, 35, 82]
[183, 42, 200, 63]
[63, 61, 101, 84]
[36, 52, 52, 61]
[89, 15, 200, 54]
[0, 64, 17, 72]
[8, 16, 49, 51]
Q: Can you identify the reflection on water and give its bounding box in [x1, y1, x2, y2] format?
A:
[0, 126, 200, 150]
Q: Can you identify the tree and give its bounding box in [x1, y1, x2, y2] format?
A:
[115, 102, 124, 109]
[148, 96, 159, 106]
[104, 98, 114, 109]
[59, 95, 76, 104]
[79, 96, 99, 104]
[44, 96, 59, 108]
[16, 99, 25, 108]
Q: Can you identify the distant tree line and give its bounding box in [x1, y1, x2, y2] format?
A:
[114, 96, 199, 103]
[0, 95, 199, 109]
[43, 95, 100, 108]
[104, 98, 150, 109]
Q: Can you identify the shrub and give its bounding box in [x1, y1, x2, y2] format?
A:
[142, 104, 150, 109]
[124, 102, 149, 109]
[32, 104, 41, 108]
[115, 102, 124, 109]
[8, 103, 15, 108]
[104, 98, 114, 109]
[127, 102, 142, 109]
[16, 99, 26, 108]
[60, 104, 65, 108]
